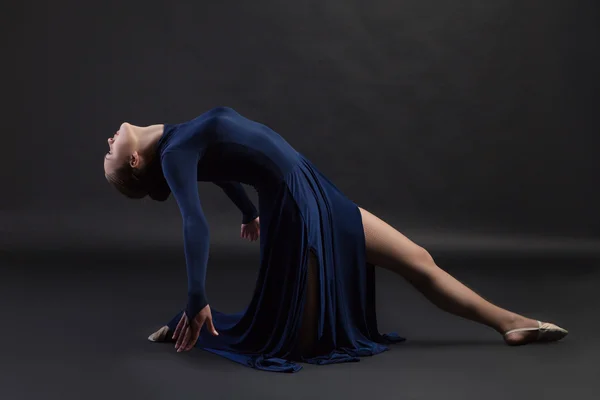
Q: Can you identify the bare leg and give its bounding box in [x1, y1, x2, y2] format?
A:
[358, 207, 561, 345]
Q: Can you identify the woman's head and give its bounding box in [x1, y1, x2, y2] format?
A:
[103, 122, 171, 201]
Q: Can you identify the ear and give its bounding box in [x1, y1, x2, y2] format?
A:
[130, 151, 140, 168]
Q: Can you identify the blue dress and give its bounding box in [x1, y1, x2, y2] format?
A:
[156, 107, 404, 372]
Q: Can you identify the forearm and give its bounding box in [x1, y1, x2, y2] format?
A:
[213, 181, 258, 223]
[161, 149, 213, 318]
[182, 215, 210, 318]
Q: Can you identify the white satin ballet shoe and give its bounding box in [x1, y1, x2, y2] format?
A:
[147, 325, 171, 342]
[503, 320, 568, 345]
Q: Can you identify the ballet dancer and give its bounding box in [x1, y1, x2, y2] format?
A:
[103, 106, 567, 372]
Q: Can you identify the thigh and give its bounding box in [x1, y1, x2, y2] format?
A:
[358, 206, 434, 282]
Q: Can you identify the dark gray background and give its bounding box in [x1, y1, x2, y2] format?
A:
[2, 1, 599, 399]
[3, 0, 599, 254]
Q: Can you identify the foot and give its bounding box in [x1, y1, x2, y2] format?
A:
[148, 325, 171, 342]
[502, 317, 568, 346]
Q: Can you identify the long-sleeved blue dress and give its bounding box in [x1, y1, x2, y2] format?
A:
[156, 107, 404, 372]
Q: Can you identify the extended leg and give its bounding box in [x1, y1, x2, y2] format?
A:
[358, 207, 567, 345]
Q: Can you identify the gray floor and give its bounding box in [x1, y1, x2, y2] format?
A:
[1, 250, 598, 400]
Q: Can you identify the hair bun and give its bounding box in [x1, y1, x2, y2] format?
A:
[142, 156, 172, 202]
[148, 180, 171, 201]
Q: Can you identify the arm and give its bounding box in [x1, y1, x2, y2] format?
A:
[161, 150, 210, 319]
[212, 180, 259, 224]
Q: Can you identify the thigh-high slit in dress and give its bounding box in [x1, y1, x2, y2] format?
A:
[155, 107, 405, 373]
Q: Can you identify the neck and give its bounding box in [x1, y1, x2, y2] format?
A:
[135, 124, 165, 159]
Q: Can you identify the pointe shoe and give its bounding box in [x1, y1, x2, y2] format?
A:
[147, 325, 171, 342]
[504, 320, 568, 345]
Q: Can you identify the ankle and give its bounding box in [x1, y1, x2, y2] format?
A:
[498, 313, 529, 334]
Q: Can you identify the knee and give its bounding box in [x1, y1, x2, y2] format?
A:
[405, 246, 437, 286]
[413, 246, 436, 268]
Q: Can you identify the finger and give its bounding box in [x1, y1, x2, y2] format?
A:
[175, 325, 190, 352]
[184, 334, 199, 352]
[183, 318, 203, 351]
[175, 317, 190, 350]
[173, 316, 183, 340]
[206, 316, 219, 336]
[172, 314, 185, 340]
[185, 320, 203, 351]
[175, 324, 188, 350]
[177, 327, 192, 352]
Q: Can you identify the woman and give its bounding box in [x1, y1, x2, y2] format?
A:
[103, 106, 568, 373]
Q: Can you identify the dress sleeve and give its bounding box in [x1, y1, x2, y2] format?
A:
[161, 150, 210, 319]
[212, 181, 259, 224]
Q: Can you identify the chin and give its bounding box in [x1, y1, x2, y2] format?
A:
[120, 122, 134, 133]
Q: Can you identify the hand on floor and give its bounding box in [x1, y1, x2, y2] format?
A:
[172, 304, 219, 352]
[241, 217, 260, 241]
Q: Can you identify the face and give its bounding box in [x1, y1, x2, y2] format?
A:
[103, 123, 139, 177]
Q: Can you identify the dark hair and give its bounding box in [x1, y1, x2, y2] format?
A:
[105, 153, 171, 201]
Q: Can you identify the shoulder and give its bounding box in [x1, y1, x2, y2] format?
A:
[188, 106, 237, 122]
[206, 106, 237, 115]
[202, 106, 241, 124]
[160, 148, 199, 172]
[175, 106, 239, 137]
[161, 147, 197, 160]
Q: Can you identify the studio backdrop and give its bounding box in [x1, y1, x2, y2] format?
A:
[3, 0, 598, 257]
